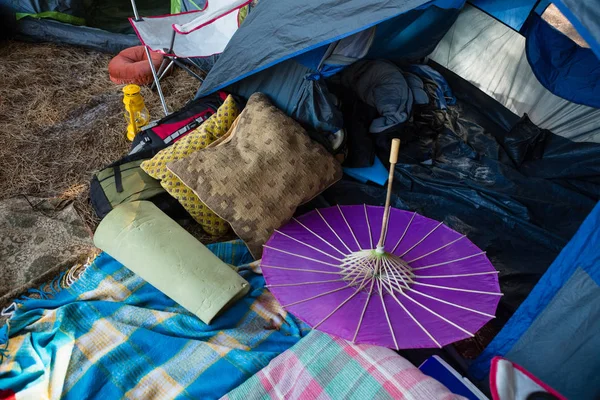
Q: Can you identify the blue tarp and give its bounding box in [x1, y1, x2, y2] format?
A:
[471, 201, 600, 399]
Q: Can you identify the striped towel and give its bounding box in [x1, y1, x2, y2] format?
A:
[0, 241, 309, 400]
[222, 330, 465, 400]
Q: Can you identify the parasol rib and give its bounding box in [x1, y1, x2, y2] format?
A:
[380, 263, 441, 348]
[407, 288, 496, 318]
[382, 267, 496, 317]
[313, 272, 371, 329]
[397, 290, 475, 337]
[382, 261, 477, 337]
[353, 277, 375, 342]
[273, 230, 343, 261]
[261, 265, 342, 274]
[411, 252, 487, 271]
[316, 209, 353, 253]
[391, 212, 417, 253]
[263, 245, 341, 267]
[337, 205, 363, 251]
[378, 260, 400, 350]
[405, 235, 466, 263]
[414, 271, 499, 279]
[267, 278, 346, 288]
[399, 221, 444, 257]
[364, 205, 374, 249]
[282, 285, 349, 307]
[291, 218, 347, 256]
[412, 281, 504, 296]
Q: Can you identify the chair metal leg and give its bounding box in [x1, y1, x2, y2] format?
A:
[145, 46, 170, 116]
[173, 58, 205, 83]
[151, 59, 175, 91]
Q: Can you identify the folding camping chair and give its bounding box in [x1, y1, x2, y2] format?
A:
[129, 0, 250, 115]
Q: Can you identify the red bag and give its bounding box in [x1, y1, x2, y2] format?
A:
[129, 91, 230, 155]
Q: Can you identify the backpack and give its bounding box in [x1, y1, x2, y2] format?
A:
[90, 149, 188, 220]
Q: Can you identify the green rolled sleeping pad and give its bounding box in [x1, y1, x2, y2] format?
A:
[93, 201, 250, 324]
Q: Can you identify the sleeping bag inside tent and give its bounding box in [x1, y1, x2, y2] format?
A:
[195, 0, 600, 398]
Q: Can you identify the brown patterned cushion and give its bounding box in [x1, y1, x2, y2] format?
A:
[168, 93, 342, 258]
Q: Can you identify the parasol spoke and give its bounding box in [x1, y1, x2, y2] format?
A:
[282, 285, 350, 307]
[337, 205, 363, 251]
[263, 245, 342, 267]
[411, 251, 487, 271]
[405, 235, 466, 263]
[399, 221, 444, 258]
[316, 209, 353, 253]
[382, 254, 413, 279]
[381, 256, 412, 290]
[267, 278, 346, 288]
[411, 281, 503, 296]
[414, 271, 499, 279]
[353, 277, 375, 342]
[364, 205, 374, 249]
[343, 258, 375, 287]
[313, 270, 372, 329]
[391, 212, 417, 253]
[273, 230, 344, 261]
[261, 265, 343, 275]
[291, 218, 347, 257]
[380, 264, 442, 348]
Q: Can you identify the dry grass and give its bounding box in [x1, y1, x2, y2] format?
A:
[0, 40, 199, 231]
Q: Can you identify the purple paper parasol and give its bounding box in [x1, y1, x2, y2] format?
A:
[262, 205, 502, 349]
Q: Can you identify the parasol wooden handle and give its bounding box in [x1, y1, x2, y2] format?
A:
[389, 138, 400, 164]
[376, 139, 401, 252]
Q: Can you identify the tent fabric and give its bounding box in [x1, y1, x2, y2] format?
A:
[471, 202, 600, 400]
[468, 0, 537, 31]
[229, 58, 344, 133]
[197, 0, 434, 96]
[366, 5, 462, 61]
[525, 14, 600, 109]
[430, 5, 600, 143]
[200, 2, 464, 133]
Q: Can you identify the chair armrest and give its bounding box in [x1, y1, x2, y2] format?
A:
[173, 0, 250, 34]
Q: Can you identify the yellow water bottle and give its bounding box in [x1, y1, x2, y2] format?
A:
[122, 84, 150, 141]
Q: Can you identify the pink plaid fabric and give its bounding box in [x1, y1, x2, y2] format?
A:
[222, 331, 465, 400]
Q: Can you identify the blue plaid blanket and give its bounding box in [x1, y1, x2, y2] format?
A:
[0, 241, 309, 399]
